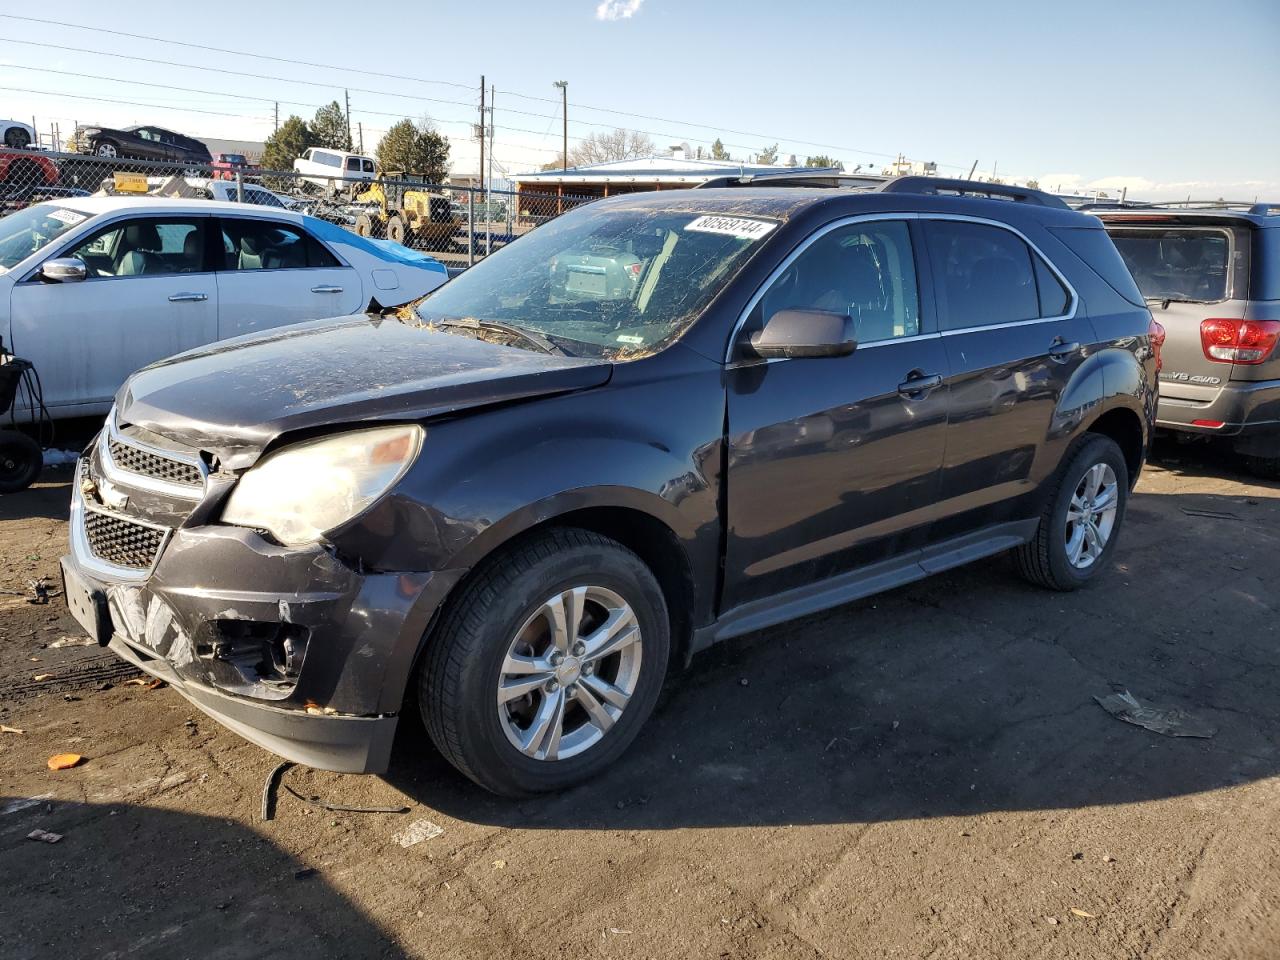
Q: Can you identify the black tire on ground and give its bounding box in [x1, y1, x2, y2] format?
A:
[4, 127, 31, 149]
[1013, 434, 1130, 591]
[386, 215, 410, 245]
[1241, 454, 1280, 480]
[0, 431, 43, 494]
[419, 528, 671, 797]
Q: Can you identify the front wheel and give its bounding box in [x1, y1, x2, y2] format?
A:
[419, 529, 670, 796]
[93, 140, 119, 158]
[1014, 434, 1129, 591]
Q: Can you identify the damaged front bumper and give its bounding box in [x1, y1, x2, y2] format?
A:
[62, 450, 463, 774]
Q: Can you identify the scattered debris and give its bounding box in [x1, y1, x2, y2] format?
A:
[1046, 916, 1059, 925]
[492, 859, 507, 870]
[1, 724, 24, 734]
[294, 867, 318, 880]
[2, 794, 53, 816]
[26, 828, 63, 844]
[1094, 690, 1217, 738]
[42, 448, 80, 467]
[283, 784, 409, 816]
[1071, 908, 1097, 919]
[123, 677, 165, 690]
[738, 678, 749, 687]
[26, 578, 52, 605]
[608, 928, 632, 935]
[32, 674, 54, 682]
[1180, 507, 1242, 521]
[260, 760, 294, 822]
[48, 636, 95, 648]
[392, 819, 445, 848]
[1103, 855, 1116, 863]
[1072, 852, 1084, 861]
[47, 753, 84, 770]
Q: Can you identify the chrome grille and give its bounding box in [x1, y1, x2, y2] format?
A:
[108, 439, 203, 488]
[82, 508, 166, 570]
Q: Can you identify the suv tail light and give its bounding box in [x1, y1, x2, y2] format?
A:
[1200, 319, 1280, 364]
[1148, 318, 1166, 373]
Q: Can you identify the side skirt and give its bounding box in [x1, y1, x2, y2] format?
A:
[690, 518, 1038, 655]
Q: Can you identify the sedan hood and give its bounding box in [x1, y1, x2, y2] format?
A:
[116, 315, 611, 464]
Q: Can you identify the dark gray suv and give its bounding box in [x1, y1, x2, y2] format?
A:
[60, 178, 1159, 796]
[1094, 202, 1280, 477]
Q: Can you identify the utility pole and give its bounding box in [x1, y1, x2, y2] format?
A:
[274, 102, 279, 132]
[344, 89, 352, 149]
[553, 81, 568, 170]
[358, 122, 364, 154]
[487, 83, 495, 255]
[478, 75, 485, 197]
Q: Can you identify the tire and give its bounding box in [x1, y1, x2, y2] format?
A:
[386, 215, 409, 245]
[419, 528, 670, 797]
[1241, 455, 1280, 481]
[353, 213, 376, 237]
[1014, 434, 1129, 591]
[0, 431, 42, 494]
[93, 140, 119, 158]
[4, 127, 31, 149]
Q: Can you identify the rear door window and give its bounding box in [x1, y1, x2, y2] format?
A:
[219, 218, 340, 270]
[924, 220, 1042, 329]
[1108, 228, 1230, 302]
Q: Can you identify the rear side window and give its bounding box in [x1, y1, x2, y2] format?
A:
[924, 220, 1041, 330]
[1051, 226, 1145, 306]
[1253, 230, 1279, 301]
[1108, 228, 1229, 303]
[313, 151, 341, 168]
[219, 219, 340, 270]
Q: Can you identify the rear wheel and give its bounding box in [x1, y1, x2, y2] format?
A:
[385, 215, 411, 246]
[0, 431, 42, 494]
[419, 528, 670, 796]
[353, 213, 379, 238]
[1014, 434, 1129, 591]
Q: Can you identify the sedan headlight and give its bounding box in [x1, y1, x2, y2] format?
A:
[221, 425, 422, 545]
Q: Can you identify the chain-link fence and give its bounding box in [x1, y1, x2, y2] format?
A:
[0, 147, 598, 269]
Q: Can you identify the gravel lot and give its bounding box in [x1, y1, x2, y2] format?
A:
[2, 442, 1277, 960]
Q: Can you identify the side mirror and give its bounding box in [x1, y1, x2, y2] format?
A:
[40, 257, 88, 283]
[749, 309, 857, 359]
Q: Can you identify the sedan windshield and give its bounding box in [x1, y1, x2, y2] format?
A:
[414, 206, 777, 358]
[0, 204, 91, 272]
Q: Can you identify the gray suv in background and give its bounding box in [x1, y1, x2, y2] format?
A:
[1092, 202, 1280, 478]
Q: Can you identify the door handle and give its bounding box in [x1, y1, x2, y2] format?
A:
[311, 285, 344, 293]
[168, 292, 208, 302]
[897, 372, 943, 399]
[1048, 339, 1081, 362]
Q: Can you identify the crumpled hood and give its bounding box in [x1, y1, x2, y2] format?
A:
[116, 314, 611, 465]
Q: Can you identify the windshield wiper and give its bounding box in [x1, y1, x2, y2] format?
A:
[434, 317, 568, 356]
[1145, 296, 1211, 309]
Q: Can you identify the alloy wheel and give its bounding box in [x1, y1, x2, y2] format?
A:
[496, 585, 643, 762]
[95, 143, 117, 157]
[1064, 462, 1118, 569]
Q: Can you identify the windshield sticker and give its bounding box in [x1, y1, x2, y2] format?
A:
[47, 208, 87, 226]
[685, 215, 777, 241]
[615, 334, 644, 344]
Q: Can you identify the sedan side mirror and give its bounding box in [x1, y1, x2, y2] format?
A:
[749, 309, 857, 359]
[40, 257, 88, 283]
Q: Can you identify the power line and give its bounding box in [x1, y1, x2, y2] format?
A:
[0, 14, 477, 92]
[0, 85, 271, 120]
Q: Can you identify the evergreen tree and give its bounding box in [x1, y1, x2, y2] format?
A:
[311, 101, 352, 151]
[261, 115, 314, 171]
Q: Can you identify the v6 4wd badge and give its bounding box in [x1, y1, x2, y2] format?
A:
[1161, 371, 1221, 385]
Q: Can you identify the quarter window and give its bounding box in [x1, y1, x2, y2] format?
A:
[924, 220, 1068, 330]
[219, 219, 339, 270]
[751, 219, 920, 344]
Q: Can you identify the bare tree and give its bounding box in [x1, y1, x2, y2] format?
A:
[569, 128, 657, 166]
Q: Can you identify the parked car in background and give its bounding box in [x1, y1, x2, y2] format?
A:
[0, 149, 59, 190]
[0, 196, 448, 419]
[1094, 201, 1280, 477]
[57, 179, 1158, 796]
[74, 125, 212, 164]
[293, 148, 376, 192]
[210, 153, 257, 181]
[1, 119, 36, 149]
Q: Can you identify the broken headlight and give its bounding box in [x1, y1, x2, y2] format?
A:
[220, 425, 422, 546]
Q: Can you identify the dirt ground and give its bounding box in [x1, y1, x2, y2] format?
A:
[2, 442, 1277, 960]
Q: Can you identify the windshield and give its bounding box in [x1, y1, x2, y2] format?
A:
[1109, 228, 1230, 302]
[414, 206, 777, 358]
[0, 204, 91, 272]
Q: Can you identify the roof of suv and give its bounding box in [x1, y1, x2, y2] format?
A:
[591, 176, 1096, 228]
[1084, 201, 1280, 229]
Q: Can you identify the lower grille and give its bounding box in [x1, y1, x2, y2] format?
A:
[108, 438, 204, 488]
[83, 508, 166, 570]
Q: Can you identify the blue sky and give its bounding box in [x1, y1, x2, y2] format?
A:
[1, 0, 1277, 198]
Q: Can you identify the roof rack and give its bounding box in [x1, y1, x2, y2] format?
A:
[1078, 199, 1280, 216]
[876, 176, 1069, 209]
[693, 170, 882, 190]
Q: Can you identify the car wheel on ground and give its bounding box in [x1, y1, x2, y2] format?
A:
[419, 528, 670, 797]
[0, 431, 42, 494]
[1015, 434, 1130, 591]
